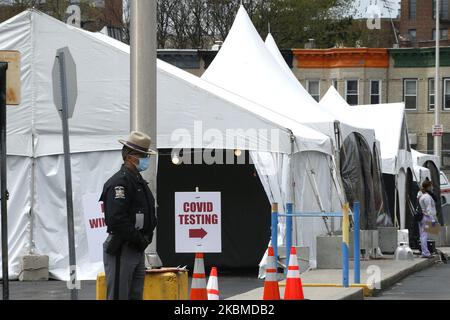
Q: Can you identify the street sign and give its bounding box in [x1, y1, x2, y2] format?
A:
[175, 192, 221, 253]
[433, 124, 444, 137]
[52, 47, 78, 300]
[52, 47, 77, 119]
[0, 51, 21, 105]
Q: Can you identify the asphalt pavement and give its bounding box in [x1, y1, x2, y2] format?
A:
[0, 274, 264, 300]
[370, 262, 450, 300]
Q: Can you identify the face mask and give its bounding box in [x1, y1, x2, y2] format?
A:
[136, 157, 150, 172]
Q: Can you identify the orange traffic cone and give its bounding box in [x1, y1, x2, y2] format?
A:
[190, 253, 208, 300]
[207, 267, 219, 300]
[263, 243, 280, 300]
[284, 247, 304, 300]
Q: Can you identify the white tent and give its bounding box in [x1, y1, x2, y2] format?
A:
[411, 149, 440, 169]
[202, 7, 377, 152]
[320, 86, 414, 229]
[0, 10, 335, 279]
[202, 6, 387, 239]
[320, 86, 412, 175]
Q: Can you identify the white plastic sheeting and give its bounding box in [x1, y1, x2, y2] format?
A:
[0, 157, 32, 279]
[251, 150, 339, 268]
[32, 151, 122, 280]
[0, 10, 335, 279]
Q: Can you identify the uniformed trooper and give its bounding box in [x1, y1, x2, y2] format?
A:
[100, 131, 157, 300]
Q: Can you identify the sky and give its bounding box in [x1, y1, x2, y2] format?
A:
[352, 0, 401, 19]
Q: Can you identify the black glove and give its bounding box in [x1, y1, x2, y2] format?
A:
[131, 232, 150, 252]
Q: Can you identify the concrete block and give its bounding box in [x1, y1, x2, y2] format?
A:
[316, 235, 342, 269]
[278, 246, 310, 274]
[317, 230, 380, 269]
[378, 227, 398, 254]
[19, 255, 49, 281]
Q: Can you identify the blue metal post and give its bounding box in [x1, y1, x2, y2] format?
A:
[354, 202, 361, 284]
[285, 203, 293, 275]
[271, 203, 279, 264]
[342, 203, 350, 288]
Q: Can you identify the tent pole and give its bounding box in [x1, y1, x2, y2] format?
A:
[28, 133, 36, 254]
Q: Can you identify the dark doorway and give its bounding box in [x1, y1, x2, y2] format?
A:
[156, 149, 271, 271]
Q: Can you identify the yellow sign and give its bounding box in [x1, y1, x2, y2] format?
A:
[0, 50, 21, 105]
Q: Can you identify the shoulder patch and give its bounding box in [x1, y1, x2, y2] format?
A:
[114, 186, 126, 200]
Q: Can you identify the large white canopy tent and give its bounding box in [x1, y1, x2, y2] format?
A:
[320, 86, 414, 229]
[202, 6, 385, 246]
[203, 7, 376, 151]
[0, 10, 337, 279]
[264, 31, 389, 231]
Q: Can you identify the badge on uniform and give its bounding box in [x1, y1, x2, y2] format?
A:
[114, 186, 126, 200]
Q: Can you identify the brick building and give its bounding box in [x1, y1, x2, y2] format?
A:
[398, 0, 450, 47]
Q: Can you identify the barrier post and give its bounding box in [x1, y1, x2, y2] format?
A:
[271, 203, 279, 265]
[285, 203, 293, 275]
[354, 202, 361, 284]
[342, 203, 350, 288]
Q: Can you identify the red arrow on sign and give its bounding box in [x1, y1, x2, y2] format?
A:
[189, 228, 208, 239]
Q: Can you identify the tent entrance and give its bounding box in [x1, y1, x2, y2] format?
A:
[340, 133, 377, 230]
[156, 149, 271, 271]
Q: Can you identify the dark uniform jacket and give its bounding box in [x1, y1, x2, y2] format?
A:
[100, 165, 157, 253]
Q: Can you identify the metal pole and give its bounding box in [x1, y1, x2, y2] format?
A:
[353, 202, 361, 284]
[285, 203, 293, 275]
[0, 62, 9, 300]
[342, 203, 350, 288]
[57, 52, 78, 300]
[435, 0, 442, 160]
[130, 0, 159, 266]
[271, 203, 278, 266]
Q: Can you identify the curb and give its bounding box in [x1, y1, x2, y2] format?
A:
[373, 256, 440, 296]
[338, 288, 364, 300]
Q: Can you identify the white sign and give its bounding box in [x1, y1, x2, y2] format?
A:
[175, 192, 221, 253]
[433, 124, 444, 137]
[82, 193, 107, 263]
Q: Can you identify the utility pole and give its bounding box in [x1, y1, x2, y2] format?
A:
[130, 1, 160, 267]
[435, 0, 442, 161]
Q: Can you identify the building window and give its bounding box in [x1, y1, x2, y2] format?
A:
[408, 29, 417, 41]
[345, 80, 358, 106]
[433, 0, 449, 19]
[404, 79, 418, 110]
[444, 78, 450, 110]
[370, 80, 381, 104]
[409, 0, 417, 19]
[432, 28, 449, 40]
[307, 80, 320, 102]
[429, 78, 435, 111]
[332, 79, 338, 90]
[428, 133, 450, 168]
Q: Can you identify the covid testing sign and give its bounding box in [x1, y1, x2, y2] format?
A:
[175, 192, 221, 253]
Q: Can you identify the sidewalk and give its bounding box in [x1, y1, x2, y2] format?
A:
[227, 254, 442, 300]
